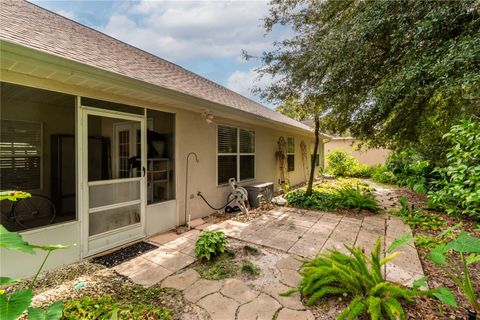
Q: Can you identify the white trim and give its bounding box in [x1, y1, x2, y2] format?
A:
[80, 104, 146, 257]
[87, 177, 142, 186]
[88, 199, 142, 214]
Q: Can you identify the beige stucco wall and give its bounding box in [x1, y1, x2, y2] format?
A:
[172, 108, 320, 225]
[324, 138, 390, 166]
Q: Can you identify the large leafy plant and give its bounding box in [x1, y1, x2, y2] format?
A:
[429, 120, 480, 220]
[282, 235, 432, 320]
[0, 192, 71, 320]
[195, 230, 229, 261]
[426, 232, 480, 313]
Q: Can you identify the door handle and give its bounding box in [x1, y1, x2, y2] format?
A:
[142, 166, 146, 177]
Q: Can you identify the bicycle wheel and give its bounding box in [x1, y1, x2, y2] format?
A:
[12, 195, 56, 229]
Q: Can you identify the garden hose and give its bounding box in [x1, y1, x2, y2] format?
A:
[197, 191, 236, 211]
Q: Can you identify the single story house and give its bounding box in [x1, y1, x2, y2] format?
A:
[0, 0, 320, 278]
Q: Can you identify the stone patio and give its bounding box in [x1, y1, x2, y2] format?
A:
[112, 184, 425, 319]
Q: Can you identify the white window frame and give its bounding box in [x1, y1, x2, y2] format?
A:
[287, 136, 295, 172]
[0, 119, 43, 191]
[216, 124, 255, 185]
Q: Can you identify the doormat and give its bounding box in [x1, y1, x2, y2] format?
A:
[92, 241, 158, 268]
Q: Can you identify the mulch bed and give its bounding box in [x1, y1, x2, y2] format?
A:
[91, 241, 158, 268]
[390, 187, 480, 320]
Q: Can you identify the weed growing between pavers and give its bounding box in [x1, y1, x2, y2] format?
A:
[193, 248, 262, 280]
[243, 245, 261, 255]
[241, 261, 261, 276]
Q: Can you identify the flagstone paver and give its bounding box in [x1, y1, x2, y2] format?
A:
[236, 293, 282, 320]
[263, 282, 305, 310]
[161, 269, 200, 290]
[184, 279, 224, 303]
[277, 308, 315, 320]
[197, 292, 239, 320]
[279, 268, 302, 287]
[220, 279, 259, 304]
[148, 231, 180, 245]
[129, 265, 171, 287]
[275, 256, 302, 270]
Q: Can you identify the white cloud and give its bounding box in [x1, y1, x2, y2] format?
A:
[226, 68, 275, 102]
[56, 10, 76, 20]
[99, 0, 282, 62]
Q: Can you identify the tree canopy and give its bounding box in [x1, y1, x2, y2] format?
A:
[255, 0, 480, 164]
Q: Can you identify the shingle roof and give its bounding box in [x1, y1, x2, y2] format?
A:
[0, 0, 310, 132]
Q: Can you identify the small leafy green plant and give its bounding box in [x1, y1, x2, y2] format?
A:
[426, 232, 480, 314]
[195, 230, 229, 260]
[282, 235, 433, 319]
[0, 192, 72, 320]
[0, 225, 72, 320]
[392, 196, 445, 231]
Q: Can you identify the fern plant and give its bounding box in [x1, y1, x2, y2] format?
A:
[282, 236, 430, 320]
[195, 230, 229, 260]
[336, 186, 379, 212]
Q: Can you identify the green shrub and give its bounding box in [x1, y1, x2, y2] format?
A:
[285, 180, 379, 212]
[429, 120, 480, 220]
[326, 150, 358, 176]
[195, 230, 229, 260]
[371, 165, 397, 184]
[386, 149, 434, 194]
[282, 238, 430, 319]
[63, 295, 172, 320]
[349, 163, 374, 178]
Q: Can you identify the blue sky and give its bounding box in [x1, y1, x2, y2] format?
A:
[31, 0, 284, 107]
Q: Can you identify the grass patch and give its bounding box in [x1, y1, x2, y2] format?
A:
[241, 261, 261, 276]
[285, 178, 379, 212]
[243, 245, 261, 255]
[194, 251, 261, 280]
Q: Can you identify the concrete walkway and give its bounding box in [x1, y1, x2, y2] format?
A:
[210, 207, 424, 287]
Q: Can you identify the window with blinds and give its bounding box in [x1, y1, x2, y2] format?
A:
[287, 136, 295, 172]
[217, 125, 255, 184]
[0, 119, 42, 190]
